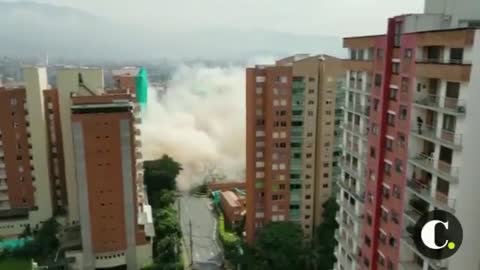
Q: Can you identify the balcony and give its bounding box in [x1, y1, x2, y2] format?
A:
[401, 228, 449, 270]
[339, 198, 364, 221]
[134, 116, 142, 125]
[134, 139, 142, 148]
[339, 159, 363, 180]
[404, 197, 429, 222]
[342, 122, 369, 137]
[0, 182, 7, 191]
[406, 179, 456, 213]
[413, 94, 466, 116]
[415, 60, 471, 82]
[0, 192, 9, 201]
[134, 128, 141, 136]
[344, 103, 370, 117]
[337, 179, 365, 203]
[408, 154, 459, 183]
[410, 125, 463, 150]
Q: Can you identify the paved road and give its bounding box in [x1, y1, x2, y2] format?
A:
[178, 195, 223, 270]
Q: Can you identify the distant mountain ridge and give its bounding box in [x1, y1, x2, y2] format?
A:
[0, 1, 345, 61]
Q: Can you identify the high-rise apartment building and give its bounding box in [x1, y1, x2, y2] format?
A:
[0, 67, 153, 269]
[335, 1, 480, 269]
[246, 55, 343, 243]
[0, 68, 54, 236]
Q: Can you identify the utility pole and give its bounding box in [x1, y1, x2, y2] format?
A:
[189, 219, 193, 267]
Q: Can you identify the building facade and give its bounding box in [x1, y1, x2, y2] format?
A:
[246, 55, 343, 243]
[335, 1, 480, 269]
[0, 67, 154, 269]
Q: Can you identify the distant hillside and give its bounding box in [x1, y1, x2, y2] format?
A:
[0, 1, 345, 60]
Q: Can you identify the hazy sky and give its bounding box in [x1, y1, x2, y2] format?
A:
[13, 0, 424, 36]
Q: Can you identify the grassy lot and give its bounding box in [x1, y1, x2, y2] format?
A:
[0, 258, 31, 270]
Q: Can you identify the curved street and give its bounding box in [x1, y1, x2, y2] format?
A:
[178, 195, 223, 270]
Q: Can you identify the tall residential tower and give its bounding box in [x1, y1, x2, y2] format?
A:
[335, 1, 480, 269]
[246, 55, 343, 243]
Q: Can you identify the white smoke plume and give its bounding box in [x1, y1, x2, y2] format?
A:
[140, 60, 273, 190]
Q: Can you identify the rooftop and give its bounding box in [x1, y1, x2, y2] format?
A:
[221, 191, 241, 208]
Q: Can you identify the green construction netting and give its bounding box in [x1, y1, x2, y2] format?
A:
[135, 67, 148, 105]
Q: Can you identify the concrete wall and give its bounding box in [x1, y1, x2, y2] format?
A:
[425, 0, 480, 26]
[449, 29, 480, 270]
[24, 67, 53, 225]
[56, 68, 104, 224]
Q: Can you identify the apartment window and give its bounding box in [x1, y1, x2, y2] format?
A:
[367, 191, 374, 203]
[450, 48, 464, 64]
[394, 21, 402, 47]
[350, 49, 357, 60]
[365, 236, 372, 247]
[382, 185, 390, 199]
[387, 113, 395, 126]
[389, 236, 397, 247]
[256, 76, 266, 83]
[384, 162, 391, 175]
[401, 77, 409, 92]
[374, 74, 382, 87]
[371, 124, 378, 135]
[308, 77, 315, 82]
[404, 48, 413, 58]
[373, 98, 379, 111]
[376, 48, 384, 59]
[378, 252, 386, 266]
[256, 87, 263, 94]
[392, 63, 400, 74]
[367, 214, 372, 226]
[398, 133, 406, 146]
[389, 88, 397, 100]
[370, 147, 376, 158]
[395, 159, 403, 173]
[391, 210, 400, 224]
[379, 231, 387, 245]
[393, 185, 401, 199]
[381, 207, 389, 222]
[364, 258, 370, 268]
[399, 106, 407, 120]
[385, 138, 393, 151]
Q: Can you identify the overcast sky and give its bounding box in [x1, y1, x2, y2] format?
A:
[12, 0, 424, 36]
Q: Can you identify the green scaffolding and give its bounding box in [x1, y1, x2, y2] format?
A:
[135, 67, 148, 105]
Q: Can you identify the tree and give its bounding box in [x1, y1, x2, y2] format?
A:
[11, 218, 60, 261]
[311, 198, 339, 270]
[252, 222, 305, 270]
[154, 208, 181, 239]
[144, 154, 182, 193]
[143, 155, 183, 270]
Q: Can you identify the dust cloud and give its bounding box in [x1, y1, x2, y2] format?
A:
[140, 59, 273, 190]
